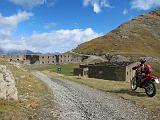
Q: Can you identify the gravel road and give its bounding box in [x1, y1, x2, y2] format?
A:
[33, 71, 148, 120]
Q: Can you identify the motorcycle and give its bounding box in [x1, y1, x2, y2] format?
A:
[131, 74, 160, 97]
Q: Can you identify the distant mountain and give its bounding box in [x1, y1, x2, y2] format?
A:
[0, 49, 40, 55]
[74, 9, 160, 58]
[53, 52, 61, 55]
[0, 49, 4, 54]
[43, 52, 62, 55]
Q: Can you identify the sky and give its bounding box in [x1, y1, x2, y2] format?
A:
[0, 0, 160, 53]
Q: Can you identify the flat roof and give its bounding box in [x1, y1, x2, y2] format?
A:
[80, 62, 134, 67]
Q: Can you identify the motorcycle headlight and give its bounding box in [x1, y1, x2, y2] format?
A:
[155, 78, 160, 84]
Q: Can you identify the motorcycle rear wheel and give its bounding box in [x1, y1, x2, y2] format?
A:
[145, 82, 156, 97]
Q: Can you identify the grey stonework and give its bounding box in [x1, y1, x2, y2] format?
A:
[74, 62, 139, 82]
[1, 52, 83, 65]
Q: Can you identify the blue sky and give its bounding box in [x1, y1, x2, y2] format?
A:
[0, 0, 160, 53]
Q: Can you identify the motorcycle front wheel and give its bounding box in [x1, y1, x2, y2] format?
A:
[145, 82, 156, 97]
[131, 77, 137, 91]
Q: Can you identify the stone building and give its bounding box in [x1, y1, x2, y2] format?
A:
[1, 52, 83, 65]
[26, 55, 40, 64]
[125, 62, 139, 82]
[74, 62, 139, 82]
[58, 53, 72, 64]
[58, 52, 83, 64]
[39, 55, 57, 64]
[2, 54, 26, 62]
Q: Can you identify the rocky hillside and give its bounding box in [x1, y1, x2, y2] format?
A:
[74, 9, 160, 57]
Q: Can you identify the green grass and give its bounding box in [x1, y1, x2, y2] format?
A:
[25, 63, 79, 76]
[51, 64, 79, 76]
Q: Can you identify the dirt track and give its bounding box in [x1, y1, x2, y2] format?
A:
[33, 71, 148, 120]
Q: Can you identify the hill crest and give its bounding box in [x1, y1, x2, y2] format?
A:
[74, 9, 160, 57]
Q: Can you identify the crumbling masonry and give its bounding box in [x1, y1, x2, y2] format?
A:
[1, 52, 83, 64]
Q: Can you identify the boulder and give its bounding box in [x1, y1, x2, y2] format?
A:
[0, 65, 18, 100]
[0, 73, 7, 99]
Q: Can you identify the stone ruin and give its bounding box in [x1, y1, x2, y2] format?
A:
[0, 65, 18, 100]
[74, 62, 138, 82]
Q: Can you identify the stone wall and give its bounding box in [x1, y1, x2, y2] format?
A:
[58, 53, 74, 64]
[79, 64, 126, 81]
[2, 53, 83, 65]
[78, 62, 139, 81]
[26, 55, 40, 64]
[39, 55, 57, 64]
[125, 62, 139, 82]
[0, 65, 18, 100]
[3, 55, 25, 62]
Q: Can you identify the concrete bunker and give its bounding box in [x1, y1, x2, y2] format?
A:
[74, 62, 138, 82]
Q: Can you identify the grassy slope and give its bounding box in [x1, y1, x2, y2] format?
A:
[0, 59, 50, 119]
[74, 9, 160, 57]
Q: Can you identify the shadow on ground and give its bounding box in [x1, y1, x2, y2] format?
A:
[107, 89, 146, 97]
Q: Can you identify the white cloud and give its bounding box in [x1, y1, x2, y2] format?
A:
[0, 11, 100, 53]
[9, 0, 45, 8]
[22, 28, 102, 53]
[8, 0, 54, 8]
[93, 3, 101, 13]
[83, 0, 90, 6]
[83, 0, 111, 13]
[123, 9, 128, 15]
[100, 0, 110, 7]
[131, 0, 160, 10]
[0, 39, 28, 50]
[44, 22, 57, 29]
[0, 11, 33, 51]
[0, 11, 33, 28]
[0, 27, 101, 53]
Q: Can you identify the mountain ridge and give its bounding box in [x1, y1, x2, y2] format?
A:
[73, 9, 160, 57]
[0, 49, 39, 55]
